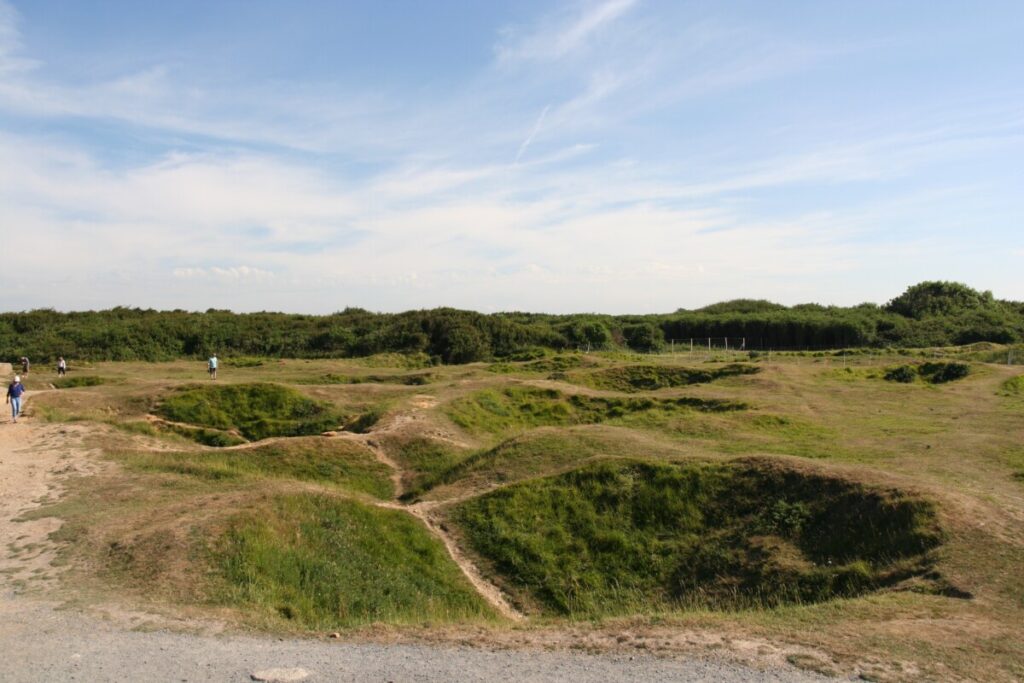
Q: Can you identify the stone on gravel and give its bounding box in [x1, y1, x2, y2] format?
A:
[250, 667, 312, 682]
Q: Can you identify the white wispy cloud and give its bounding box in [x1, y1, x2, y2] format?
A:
[174, 266, 275, 281]
[495, 0, 638, 63]
[514, 104, 550, 163]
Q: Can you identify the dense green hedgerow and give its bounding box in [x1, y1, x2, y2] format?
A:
[446, 386, 745, 435]
[157, 383, 345, 442]
[452, 459, 943, 617]
[216, 494, 493, 628]
[2, 282, 1021, 364]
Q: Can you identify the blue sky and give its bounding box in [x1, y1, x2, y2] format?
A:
[0, 0, 1021, 313]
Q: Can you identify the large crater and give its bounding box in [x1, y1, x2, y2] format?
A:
[451, 458, 945, 617]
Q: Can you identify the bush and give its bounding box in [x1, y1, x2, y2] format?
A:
[920, 361, 970, 383]
[884, 365, 918, 383]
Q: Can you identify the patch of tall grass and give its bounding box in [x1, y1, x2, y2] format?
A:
[386, 437, 471, 500]
[446, 386, 744, 435]
[123, 439, 394, 499]
[216, 494, 494, 628]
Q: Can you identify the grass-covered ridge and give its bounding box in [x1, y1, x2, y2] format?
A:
[122, 438, 394, 499]
[576, 363, 760, 392]
[157, 383, 345, 442]
[452, 459, 943, 617]
[446, 386, 745, 435]
[298, 372, 432, 386]
[487, 354, 593, 375]
[216, 494, 494, 628]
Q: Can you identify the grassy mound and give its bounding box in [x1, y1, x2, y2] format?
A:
[299, 372, 432, 386]
[157, 383, 345, 442]
[884, 362, 970, 384]
[123, 438, 393, 499]
[216, 494, 493, 627]
[452, 459, 942, 617]
[53, 375, 107, 388]
[446, 386, 744, 435]
[488, 354, 592, 375]
[412, 429, 639, 499]
[580, 363, 760, 392]
[381, 436, 471, 500]
[999, 375, 1024, 397]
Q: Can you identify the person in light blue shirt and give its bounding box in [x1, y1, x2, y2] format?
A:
[208, 355, 218, 380]
[6, 375, 26, 423]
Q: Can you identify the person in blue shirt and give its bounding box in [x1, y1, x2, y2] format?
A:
[6, 375, 26, 423]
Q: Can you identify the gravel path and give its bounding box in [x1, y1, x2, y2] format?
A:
[0, 597, 830, 683]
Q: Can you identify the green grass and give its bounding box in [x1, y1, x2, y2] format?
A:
[157, 383, 346, 442]
[452, 459, 943, 618]
[223, 357, 266, 368]
[576, 363, 760, 392]
[415, 430, 622, 498]
[216, 493, 494, 627]
[122, 438, 394, 499]
[385, 437, 472, 500]
[53, 375, 108, 388]
[446, 386, 745, 436]
[487, 354, 592, 375]
[998, 375, 1024, 398]
[298, 372, 432, 386]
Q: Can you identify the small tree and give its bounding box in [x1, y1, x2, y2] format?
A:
[623, 323, 665, 351]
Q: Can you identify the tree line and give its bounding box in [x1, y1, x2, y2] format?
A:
[2, 282, 1021, 364]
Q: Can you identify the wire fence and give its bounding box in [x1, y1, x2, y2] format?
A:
[573, 339, 1024, 366]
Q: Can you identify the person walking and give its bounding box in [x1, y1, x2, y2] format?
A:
[57, 357, 67, 377]
[20, 357, 29, 375]
[6, 375, 26, 423]
[207, 354, 218, 380]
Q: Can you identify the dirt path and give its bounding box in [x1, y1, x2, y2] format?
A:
[377, 498, 525, 621]
[0, 393, 98, 594]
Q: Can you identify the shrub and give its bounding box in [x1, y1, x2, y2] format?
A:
[884, 365, 918, 383]
[920, 361, 970, 383]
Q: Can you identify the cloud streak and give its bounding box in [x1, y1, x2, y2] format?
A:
[496, 0, 638, 64]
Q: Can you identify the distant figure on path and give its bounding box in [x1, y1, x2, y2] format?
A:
[6, 375, 25, 423]
[57, 357, 67, 377]
[20, 357, 29, 375]
[208, 354, 218, 380]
